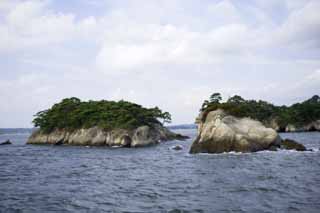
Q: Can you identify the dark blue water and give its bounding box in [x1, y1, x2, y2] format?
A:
[1, 129, 320, 213]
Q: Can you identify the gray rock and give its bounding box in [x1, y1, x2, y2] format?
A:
[264, 118, 281, 132]
[268, 145, 279, 151]
[281, 139, 307, 151]
[171, 145, 183, 150]
[0, 140, 12, 145]
[285, 124, 297, 132]
[54, 139, 64, 146]
[304, 120, 320, 131]
[265, 119, 320, 132]
[131, 126, 159, 147]
[27, 125, 186, 148]
[190, 109, 282, 154]
[27, 130, 48, 144]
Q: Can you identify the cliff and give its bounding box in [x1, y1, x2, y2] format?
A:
[190, 109, 306, 154]
[27, 125, 188, 147]
[264, 119, 320, 132]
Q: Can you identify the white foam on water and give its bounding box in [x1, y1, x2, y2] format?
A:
[194, 148, 319, 156]
[310, 147, 319, 152]
[197, 151, 251, 156]
[258, 148, 319, 154]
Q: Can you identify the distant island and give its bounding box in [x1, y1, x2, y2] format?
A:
[27, 97, 188, 147]
[0, 128, 35, 135]
[167, 124, 197, 130]
[199, 93, 320, 132]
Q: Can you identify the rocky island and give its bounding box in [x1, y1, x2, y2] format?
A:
[27, 98, 188, 147]
[199, 93, 320, 133]
[190, 93, 317, 154]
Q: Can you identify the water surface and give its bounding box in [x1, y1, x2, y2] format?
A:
[1, 129, 319, 212]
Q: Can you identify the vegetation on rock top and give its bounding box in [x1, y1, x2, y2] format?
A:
[33, 97, 171, 133]
[200, 93, 320, 129]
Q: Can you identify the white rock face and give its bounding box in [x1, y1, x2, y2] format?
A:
[285, 124, 297, 132]
[131, 126, 158, 147]
[282, 120, 320, 132]
[27, 125, 186, 147]
[190, 109, 282, 153]
[313, 120, 320, 130]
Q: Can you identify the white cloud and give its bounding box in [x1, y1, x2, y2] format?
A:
[0, 0, 102, 53]
[207, 0, 242, 25]
[96, 23, 251, 74]
[277, 1, 320, 47]
[0, 0, 319, 127]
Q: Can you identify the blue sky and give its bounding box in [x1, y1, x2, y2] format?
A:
[0, 0, 319, 127]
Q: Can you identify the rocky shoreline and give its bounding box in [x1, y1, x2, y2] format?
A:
[265, 119, 320, 133]
[27, 125, 188, 147]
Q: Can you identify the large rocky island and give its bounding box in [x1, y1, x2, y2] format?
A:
[190, 93, 318, 154]
[199, 93, 320, 133]
[27, 98, 188, 147]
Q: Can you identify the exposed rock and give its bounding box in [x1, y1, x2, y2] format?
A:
[281, 139, 307, 151]
[171, 145, 183, 150]
[174, 134, 190, 140]
[190, 109, 282, 154]
[264, 119, 320, 132]
[285, 124, 297, 132]
[264, 118, 281, 132]
[304, 120, 320, 131]
[0, 140, 12, 145]
[268, 145, 279, 151]
[54, 139, 64, 146]
[131, 126, 159, 147]
[281, 121, 320, 132]
[27, 125, 187, 148]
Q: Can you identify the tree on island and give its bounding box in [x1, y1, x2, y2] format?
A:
[227, 95, 245, 104]
[209, 93, 222, 103]
[200, 93, 320, 128]
[33, 98, 172, 133]
[201, 93, 222, 111]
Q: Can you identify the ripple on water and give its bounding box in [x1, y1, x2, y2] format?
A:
[0, 130, 320, 212]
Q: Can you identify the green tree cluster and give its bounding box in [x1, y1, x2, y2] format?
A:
[200, 93, 320, 128]
[33, 97, 172, 133]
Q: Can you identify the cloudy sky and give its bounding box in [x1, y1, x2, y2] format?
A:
[0, 0, 319, 127]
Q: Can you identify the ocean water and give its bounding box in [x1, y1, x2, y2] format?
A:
[0, 129, 320, 213]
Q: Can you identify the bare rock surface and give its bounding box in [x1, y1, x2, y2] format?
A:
[27, 125, 188, 148]
[190, 109, 283, 154]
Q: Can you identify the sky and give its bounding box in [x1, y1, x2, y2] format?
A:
[0, 0, 319, 127]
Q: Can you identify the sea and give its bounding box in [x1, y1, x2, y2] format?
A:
[0, 128, 319, 212]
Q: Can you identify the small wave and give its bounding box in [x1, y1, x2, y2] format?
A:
[193, 148, 319, 156]
[196, 151, 251, 156]
[258, 148, 319, 154]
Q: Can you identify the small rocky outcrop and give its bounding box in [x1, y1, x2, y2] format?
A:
[281, 139, 307, 151]
[264, 120, 320, 132]
[285, 124, 297, 132]
[0, 140, 12, 145]
[27, 124, 187, 148]
[285, 121, 320, 132]
[190, 109, 308, 154]
[265, 118, 281, 132]
[171, 145, 183, 150]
